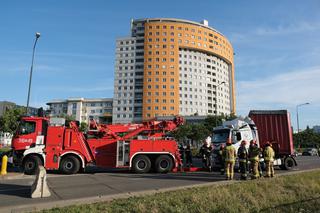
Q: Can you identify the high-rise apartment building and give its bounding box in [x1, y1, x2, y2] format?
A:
[113, 18, 235, 123]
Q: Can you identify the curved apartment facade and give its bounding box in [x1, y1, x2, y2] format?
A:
[113, 18, 235, 123]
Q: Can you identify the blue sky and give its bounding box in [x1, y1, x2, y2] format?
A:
[0, 0, 319, 130]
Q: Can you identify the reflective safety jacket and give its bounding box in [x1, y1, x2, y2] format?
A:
[224, 144, 236, 163]
[248, 145, 260, 162]
[264, 146, 275, 161]
[237, 146, 248, 163]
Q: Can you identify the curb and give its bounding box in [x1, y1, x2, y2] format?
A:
[1, 168, 320, 213]
[0, 173, 29, 181]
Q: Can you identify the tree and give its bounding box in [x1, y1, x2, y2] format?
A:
[171, 124, 192, 142]
[189, 124, 210, 146]
[57, 114, 76, 122]
[204, 114, 237, 133]
[79, 122, 88, 132]
[0, 107, 25, 133]
[293, 128, 320, 148]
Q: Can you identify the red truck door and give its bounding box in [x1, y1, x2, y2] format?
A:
[44, 126, 64, 170]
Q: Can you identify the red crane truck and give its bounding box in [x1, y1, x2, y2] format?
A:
[11, 116, 184, 175]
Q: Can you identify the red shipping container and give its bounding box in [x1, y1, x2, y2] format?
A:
[249, 110, 294, 156]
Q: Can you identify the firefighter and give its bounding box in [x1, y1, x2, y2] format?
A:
[218, 143, 225, 174]
[248, 140, 260, 179]
[237, 140, 248, 180]
[224, 140, 236, 180]
[199, 138, 212, 171]
[185, 144, 193, 167]
[179, 144, 185, 166]
[264, 141, 275, 177]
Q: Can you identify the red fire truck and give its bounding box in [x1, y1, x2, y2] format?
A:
[11, 116, 184, 175]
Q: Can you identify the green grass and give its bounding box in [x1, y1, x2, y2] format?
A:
[42, 170, 320, 213]
[0, 147, 11, 155]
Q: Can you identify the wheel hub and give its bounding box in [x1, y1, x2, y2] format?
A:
[65, 161, 73, 170]
[137, 160, 146, 170]
[160, 160, 169, 169]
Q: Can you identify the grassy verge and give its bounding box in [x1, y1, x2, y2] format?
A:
[42, 170, 320, 213]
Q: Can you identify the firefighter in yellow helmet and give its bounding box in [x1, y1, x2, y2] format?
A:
[263, 141, 275, 177]
[248, 140, 260, 179]
[224, 139, 236, 180]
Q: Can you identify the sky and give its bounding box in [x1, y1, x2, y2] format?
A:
[0, 0, 319, 130]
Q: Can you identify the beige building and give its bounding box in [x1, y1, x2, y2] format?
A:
[47, 98, 113, 124]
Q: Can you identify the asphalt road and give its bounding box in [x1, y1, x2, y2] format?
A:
[0, 156, 319, 212]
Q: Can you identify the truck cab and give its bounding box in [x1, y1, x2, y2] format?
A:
[211, 117, 258, 167]
[11, 117, 48, 169]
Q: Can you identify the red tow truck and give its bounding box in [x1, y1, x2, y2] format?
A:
[11, 116, 184, 175]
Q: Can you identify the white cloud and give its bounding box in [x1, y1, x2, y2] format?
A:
[230, 21, 320, 44]
[236, 66, 320, 115]
[254, 22, 320, 36]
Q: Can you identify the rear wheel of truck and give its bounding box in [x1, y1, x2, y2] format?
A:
[23, 155, 43, 175]
[283, 157, 295, 170]
[60, 156, 80, 175]
[132, 155, 151, 173]
[155, 155, 173, 173]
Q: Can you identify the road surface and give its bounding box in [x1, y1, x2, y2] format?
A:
[0, 156, 319, 212]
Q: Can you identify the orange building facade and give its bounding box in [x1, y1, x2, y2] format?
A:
[113, 18, 235, 123]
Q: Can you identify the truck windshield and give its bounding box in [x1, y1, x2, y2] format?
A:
[17, 121, 36, 135]
[212, 129, 230, 143]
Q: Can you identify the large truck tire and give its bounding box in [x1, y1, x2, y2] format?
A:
[282, 156, 295, 170]
[60, 156, 80, 175]
[23, 155, 43, 175]
[132, 155, 151, 173]
[155, 155, 173, 173]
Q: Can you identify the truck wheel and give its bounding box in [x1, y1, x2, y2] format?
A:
[283, 157, 295, 170]
[60, 156, 80, 175]
[155, 155, 173, 173]
[132, 155, 151, 173]
[23, 155, 42, 175]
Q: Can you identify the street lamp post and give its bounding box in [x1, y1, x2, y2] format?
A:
[215, 81, 226, 127]
[26, 32, 41, 115]
[296, 102, 310, 134]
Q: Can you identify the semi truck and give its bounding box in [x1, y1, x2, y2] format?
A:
[211, 110, 297, 170]
[11, 116, 184, 175]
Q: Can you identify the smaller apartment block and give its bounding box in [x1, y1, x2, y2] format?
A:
[47, 98, 113, 124]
